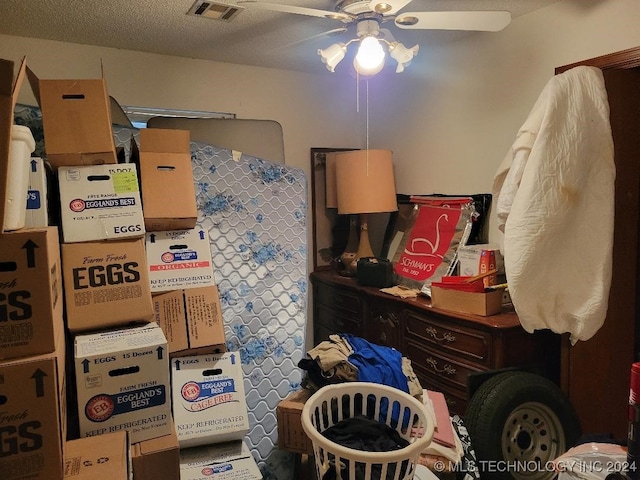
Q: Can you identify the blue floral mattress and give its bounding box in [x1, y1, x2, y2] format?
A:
[190, 141, 308, 479]
[14, 105, 309, 480]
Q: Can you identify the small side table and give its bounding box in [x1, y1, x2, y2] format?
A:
[276, 388, 316, 478]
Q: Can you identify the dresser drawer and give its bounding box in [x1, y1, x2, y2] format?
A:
[404, 310, 492, 366]
[366, 298, 402, 348]
[315, 284, 362, 315]
[314, 304, 362, 342]
[405, 339, 485, 393]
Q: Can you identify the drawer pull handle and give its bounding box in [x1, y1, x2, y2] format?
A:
[425, 327, 456, 343]
[426, 357, 456, 376]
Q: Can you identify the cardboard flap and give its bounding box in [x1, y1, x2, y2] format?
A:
[140, 128, 190, 153]
[11, 58, 27, 111]
[25, 64, 42, 105]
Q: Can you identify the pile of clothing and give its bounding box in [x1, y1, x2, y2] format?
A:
[299, 335, 480, 480]
[298, 333, 423, 401]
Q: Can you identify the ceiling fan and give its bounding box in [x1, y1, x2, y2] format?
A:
[237, 0, 511, 74]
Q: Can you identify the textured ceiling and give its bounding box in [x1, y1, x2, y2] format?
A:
[0, 0, 561, 75]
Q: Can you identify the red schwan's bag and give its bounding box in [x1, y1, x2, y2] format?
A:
[391, 196, 475, 295]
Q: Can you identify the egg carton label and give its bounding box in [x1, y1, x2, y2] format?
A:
[85, 385, 167, 422]
[70, 197, 137, 212]
[180, 379, 238, 412]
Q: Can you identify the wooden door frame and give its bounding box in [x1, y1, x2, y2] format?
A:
[556, 46, 640, 74]
[556, 46, 640, 437]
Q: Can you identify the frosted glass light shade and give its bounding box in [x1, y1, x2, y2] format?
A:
[318, 43, 347, 72]
[389, 42, 419, 73]
[335, 149, 397, 214]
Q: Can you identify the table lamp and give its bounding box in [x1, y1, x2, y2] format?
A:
[335, 149, 398, 276]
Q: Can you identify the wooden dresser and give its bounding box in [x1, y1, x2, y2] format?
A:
[310, 270, 560, 416]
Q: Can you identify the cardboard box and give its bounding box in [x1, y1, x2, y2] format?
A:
[58, 164, 145, 243]
[430, 286, 503, 316]
[131, 427, 179, 480]
[62, 238, 154, 332]
[153, 286, 226, 357]
[171, 352, 249, 448]
[276, 388, 314, 455]
[74, 323, 172, 444]
[145, 228, 215, 293]
[0, 226, 64, 360]
[0, 328, 66, 480]
[179, 440, 262, 480]
[457, 244, 503, 279]
[179, 439, 252, 468]
[0, 57, 32, 233]
[138, 128, 197, 232]
[64, 431, 131, 479]
[25, 66, 117, 168]
[25, 157, 49, 228]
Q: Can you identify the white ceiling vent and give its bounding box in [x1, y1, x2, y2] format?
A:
[187, 0, 244, 22]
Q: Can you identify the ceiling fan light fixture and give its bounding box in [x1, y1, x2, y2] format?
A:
[389, 42, 419, 73]
[318, 42, 347, 72]
[355, 36, 386, 70]
[395, 15, 419, 26]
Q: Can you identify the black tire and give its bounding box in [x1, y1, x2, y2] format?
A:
[465, 371, 581, 480]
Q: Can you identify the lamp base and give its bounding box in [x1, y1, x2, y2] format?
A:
[343, 213, 374, 277]
[338, 215, 360, 277]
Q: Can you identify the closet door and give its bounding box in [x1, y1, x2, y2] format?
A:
[560, 66, 640, 438]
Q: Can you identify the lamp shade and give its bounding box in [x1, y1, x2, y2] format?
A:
[325, 152, 339, 208]
[335, 149, 397, 214]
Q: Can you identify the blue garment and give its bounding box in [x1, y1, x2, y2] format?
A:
[343, 334, 409, 394]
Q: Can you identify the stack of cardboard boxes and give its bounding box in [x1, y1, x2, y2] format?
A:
[0, 56, 261, 480]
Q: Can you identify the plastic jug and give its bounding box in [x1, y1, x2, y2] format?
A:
[3, 125, 36, 231]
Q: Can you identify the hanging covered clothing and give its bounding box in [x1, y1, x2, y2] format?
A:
[492, 66, 615, 344]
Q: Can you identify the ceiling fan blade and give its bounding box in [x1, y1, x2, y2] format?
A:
[237, 0, 352, 22]
[395, 10, 511, 32]
[274, 27, 349, 51]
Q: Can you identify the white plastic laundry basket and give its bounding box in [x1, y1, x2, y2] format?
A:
[301, 382, 435, 480]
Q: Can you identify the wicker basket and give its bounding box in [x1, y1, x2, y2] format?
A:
[301, 382, 435, 480]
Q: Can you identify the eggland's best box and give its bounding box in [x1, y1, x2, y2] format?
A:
[179, 440, 262, 480]
[171, 352, 249, 448]
[58, 164, 145, 243]
[74, 323, 172, 444]
[145, 228, 215, 293]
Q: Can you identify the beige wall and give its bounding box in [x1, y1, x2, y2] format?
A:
[366, 0, 640, 243]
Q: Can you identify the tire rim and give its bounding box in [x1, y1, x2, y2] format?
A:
[501, 401, 565, 480]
